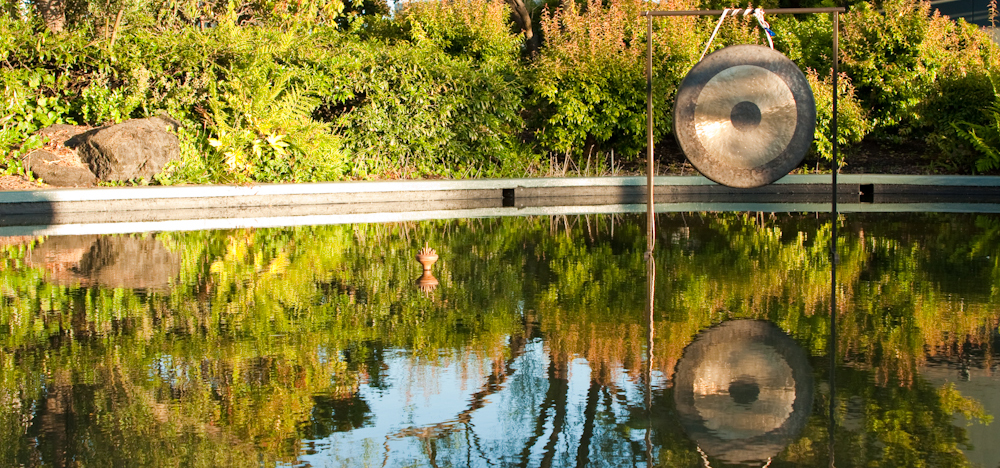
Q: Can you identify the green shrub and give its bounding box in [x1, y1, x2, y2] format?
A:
[1, 16, 354, 183]
[952, 103, 1000, 173]
[297, 12, 530, 179]
[841, 0, 998, 135]
[205, 67, 347, 183]
[840, 0, 939, 135]
[192, 24, 348, 182]
[772, 12, 835, 78]
[1, 68, 75, 175]
[398, 0, 521, 64]
[918, 18, 999, 171]
[924, 70, 997, 172]
[0, 20, 86, 175]
[530, 0, 702, 169]
[952, 71, 1000, 174]
[804, 69, 872, 167]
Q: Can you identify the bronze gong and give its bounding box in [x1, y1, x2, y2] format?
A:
[673, 45, 815, 188]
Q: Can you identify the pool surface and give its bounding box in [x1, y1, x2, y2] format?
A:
[1, 211, 997, 467]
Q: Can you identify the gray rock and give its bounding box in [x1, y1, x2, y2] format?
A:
[25, 149, 98, 187]
[78, 117, 181, 182]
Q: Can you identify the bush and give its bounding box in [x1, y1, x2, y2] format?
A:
[840, 0, 999, 136]
[529, 0, 702, 171]
[0, 19, 86, 176]
[804, 69, 872, 167]
[952, 71, 1000, 174]
[5, 0, 1000, 182]
[311, 0, 531, 179]
[919, 17, 999, 171]
[190, 24, 348, 182]
[320, 40, 529, 178]
[398, 0, 520, 64]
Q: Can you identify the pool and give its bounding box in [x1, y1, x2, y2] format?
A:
[1, 211, 997, 467]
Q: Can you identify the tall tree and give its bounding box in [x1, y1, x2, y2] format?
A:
[35, 0, 66, 31]
[506, 0, 538, 55]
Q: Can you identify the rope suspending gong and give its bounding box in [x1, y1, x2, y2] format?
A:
[698, 6, 775, 62]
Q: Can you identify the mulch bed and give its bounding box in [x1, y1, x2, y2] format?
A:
[0, 174, 46, 191]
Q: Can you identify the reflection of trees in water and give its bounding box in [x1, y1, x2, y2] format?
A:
[0, 213, 998, 465]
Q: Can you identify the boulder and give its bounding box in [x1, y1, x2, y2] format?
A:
[77, 116, 180, 182]
[75, 235, 181, 290]
[23, 124, 98, 187]
[25, 149, 97, 187]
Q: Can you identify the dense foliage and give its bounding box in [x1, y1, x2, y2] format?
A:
[2, 0, 1000, 184]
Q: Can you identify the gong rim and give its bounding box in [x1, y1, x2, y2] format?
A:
[673, 45, 816, 188]
[673, 319, 814, 464]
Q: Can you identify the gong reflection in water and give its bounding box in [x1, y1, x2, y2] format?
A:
[673, 320, 814, 466]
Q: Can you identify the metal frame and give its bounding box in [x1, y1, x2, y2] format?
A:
[641, 11, 845, 464]
[641, 7, 845, 255]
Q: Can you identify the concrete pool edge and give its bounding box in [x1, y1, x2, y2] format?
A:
[2, 175, 1000, 234]
[2, 174, 1000, 205]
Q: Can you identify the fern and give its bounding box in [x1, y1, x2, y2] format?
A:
[954, 102, 1000, 173]
[204, 43, 346, 183]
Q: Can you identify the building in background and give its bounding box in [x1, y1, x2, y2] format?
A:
[932, 0, 992, 26]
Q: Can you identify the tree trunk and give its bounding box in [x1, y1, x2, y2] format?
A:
[506, 0, 539, 55]
[36, 0, 67, 32]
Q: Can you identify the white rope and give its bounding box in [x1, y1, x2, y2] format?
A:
[699, 7, 731, 62]
[754, 8, 775, 49]
[698, 6, 775, 62]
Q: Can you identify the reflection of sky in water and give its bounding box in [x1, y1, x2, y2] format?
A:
[921, 360, 1000, 468]
[299, 340, 669, 467]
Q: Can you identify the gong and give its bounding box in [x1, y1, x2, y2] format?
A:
[673, 45, 816, 188]
[673, 320, 814, 465]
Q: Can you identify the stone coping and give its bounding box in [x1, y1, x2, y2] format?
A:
[2, 174, 1000, 205]
[2, 174, 999, 236]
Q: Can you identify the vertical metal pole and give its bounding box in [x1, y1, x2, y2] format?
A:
[646, 13, 655, 256]
[828, 10, 839, 468]
[832, 12, 839, 211]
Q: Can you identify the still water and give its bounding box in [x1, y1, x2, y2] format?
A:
[1, 212, 998, 467]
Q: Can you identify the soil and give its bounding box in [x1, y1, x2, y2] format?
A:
[0, 174, 47, 191]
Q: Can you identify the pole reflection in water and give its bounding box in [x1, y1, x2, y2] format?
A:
[828, 209, 838, 468]
[645, 254, 655, 468]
